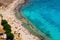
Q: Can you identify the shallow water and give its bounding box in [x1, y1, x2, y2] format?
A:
[21, 0, 60, 40]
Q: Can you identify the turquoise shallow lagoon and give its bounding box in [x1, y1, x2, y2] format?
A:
[21, 0, 60, 40]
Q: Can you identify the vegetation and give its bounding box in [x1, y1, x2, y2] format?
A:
[1, 20, 8, 25]
[6, 33, 14, 40]
[1, 19, 14, 40]
[3, 24, 11, 31]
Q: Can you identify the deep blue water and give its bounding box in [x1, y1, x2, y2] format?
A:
[21, 0, 60, 40]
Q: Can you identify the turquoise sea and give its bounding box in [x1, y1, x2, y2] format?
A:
[21, 0, 60, 40]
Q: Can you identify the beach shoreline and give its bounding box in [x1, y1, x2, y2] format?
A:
[15, 9, 51, 40]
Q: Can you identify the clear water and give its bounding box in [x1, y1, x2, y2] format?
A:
[21, 0, 60, 40]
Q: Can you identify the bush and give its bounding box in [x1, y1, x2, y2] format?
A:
[6, 33, 14, 40]
[5, 29, 11, 33]
[3, 24, 11, 30]
[3, 23, 11, 33]
[1, 20, 8, 25]
[1, 20, 11, 33]
[1, 19, 14, 40]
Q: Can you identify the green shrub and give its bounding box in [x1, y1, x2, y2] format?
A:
[5, 29, 11, 33]
[3, 24, 11, 29]
[1, 19, 14, 40]
[1, 19, 11, 33]
[3, 24, 11, 33]
[1, 20, 8, 25]
[6, 33, 14, 39]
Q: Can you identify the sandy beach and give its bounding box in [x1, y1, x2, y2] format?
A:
[0, 0, 39, 40]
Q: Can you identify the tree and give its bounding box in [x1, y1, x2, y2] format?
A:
[1, 20, 8, 25]
[1, 19, 14, 40]
[6, 33, 14, 40]
[3, 23, 11, 33]
[3, 24, 11, 29]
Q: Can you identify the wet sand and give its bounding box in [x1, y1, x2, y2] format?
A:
[15, 10, 51, 40]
